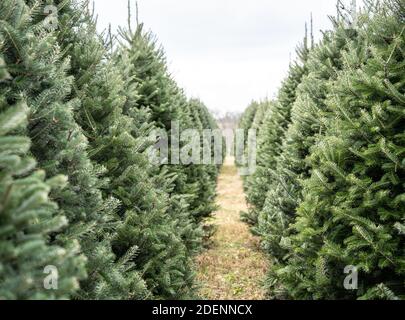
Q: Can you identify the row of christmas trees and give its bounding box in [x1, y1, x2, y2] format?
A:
[0, 0, 220, 299]
[240, 0, 404, 299]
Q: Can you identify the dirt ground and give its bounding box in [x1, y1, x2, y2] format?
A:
[195, 157, 268, 300]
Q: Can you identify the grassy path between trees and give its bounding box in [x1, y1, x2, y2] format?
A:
[195, 157, 268, 300]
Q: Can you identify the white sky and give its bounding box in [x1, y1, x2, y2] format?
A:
[93, 0, 354, 114]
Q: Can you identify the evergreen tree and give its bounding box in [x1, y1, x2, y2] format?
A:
[289, 0, 404, 299]
[52, 1, 197, 299]
[238, 100, 259, 150]
[117, 19, 220, 222]
[114, 20, 222, 296]
[0, 0, 91, 298]
[242, 36, 310, 226]
[186, 98, 219, 221]
[250, 100, 271, 134]
[256, 0, 405, 299]
[1, 0, 222, 300]
[0, 54, 80, 299]
[256, 18, 359, 276]
[48, 1, 150, 299]
[113, 22, 203, 298]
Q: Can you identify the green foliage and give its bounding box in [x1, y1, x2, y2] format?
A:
[0, 56, 80, 298]
[112, 22, 221, 298]
[52, 2, 150, 299]
[250, 100, 271, 133]
[0, 0, 89, 298]
[185, 98, 220, 221]
[242, 0, 404, 300]
[289, 2, 404, 298]
[256, 21, 358, 266]
[0, 0, 220, 300]
[238, 101, 259, 149]
[242, 39, 310, 226]
[116, 21, 221, 223]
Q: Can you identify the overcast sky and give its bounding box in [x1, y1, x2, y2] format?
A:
[94, 0, 354, 114]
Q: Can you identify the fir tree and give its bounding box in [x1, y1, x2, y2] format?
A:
[186, 98, 219, 218]
[0, 0, 90, 298]
[113, 19, 221, 296]
[242, 36, 310, 226]
[250, 100, 271, 134]
[48, 0, 150, 299]
[260, 0, 405, 299]
[291, 0, 404, 299]
[113, 22, 202, 298]
[117, 18, 220, 222]
[1, 0, 222, 300]
[256, 17, 358, 275]
[238, 101, 259, 150]
[51, 0, 197, 299]
[0, 54, 80, 299]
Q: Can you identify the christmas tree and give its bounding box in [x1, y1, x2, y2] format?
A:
[0, 51, 80, 299]
[238, 101, 259, 152]
[242, 33, 310, 226]
[54, 1, 199, 299]
[116, 18, 220, 222]
[241, 0, 404, 300]
[289, 0, 404, 299]
[256, 15, 359, 281]
[1, 0, 222, 300]
[49, 1, 150, 299]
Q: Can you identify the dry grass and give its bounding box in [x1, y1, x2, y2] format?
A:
[195, 157, 268, 300]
